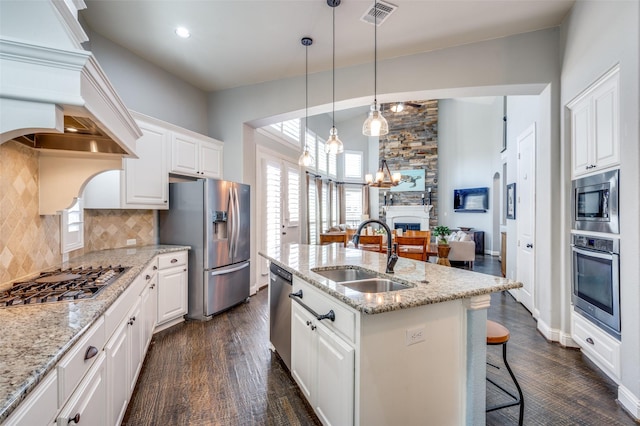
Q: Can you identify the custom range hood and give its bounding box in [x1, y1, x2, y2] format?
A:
[0, 0, 142, 214]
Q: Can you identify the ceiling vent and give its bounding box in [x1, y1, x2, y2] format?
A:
[360, 1, 397, 26]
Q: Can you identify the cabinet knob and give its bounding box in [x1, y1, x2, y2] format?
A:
[145, 275, 151, 280]
[306, 320, 312, 326]
[84, 346, 98, 361]
[164, 200, 168, 203]
[69, 413, 80, 424]
[153, 266, 158, 270]
[311, 325, 317, 331]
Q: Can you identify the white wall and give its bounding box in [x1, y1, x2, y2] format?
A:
[87, 31, 210, 135]
[560, 1, 640, 415]
[438, 98, 504, 253]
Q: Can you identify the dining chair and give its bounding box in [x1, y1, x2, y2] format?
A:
[355, 235, 383, 252]
[319, 233, 347, 247]
[395, 236, 428, 261]
[403, 230, 431, 242]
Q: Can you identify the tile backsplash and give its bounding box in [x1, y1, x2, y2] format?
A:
[0, 141, 155, 286]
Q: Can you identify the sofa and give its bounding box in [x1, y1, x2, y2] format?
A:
[447, 231, 476, 269]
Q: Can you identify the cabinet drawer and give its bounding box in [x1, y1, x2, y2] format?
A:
[572, 311, 620, 379]
[158, 251, 187, 269]
[57, 317, 106, 404]
[293, 278, 357, 344]
[4, 370, 57, 426]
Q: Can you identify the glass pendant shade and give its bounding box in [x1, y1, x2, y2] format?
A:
[325, 126, 344, 154]
[298, 147, 313, 167]
[362, 103, 389, 137]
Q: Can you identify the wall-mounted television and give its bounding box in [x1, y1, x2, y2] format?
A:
[454, 187, 489, 212]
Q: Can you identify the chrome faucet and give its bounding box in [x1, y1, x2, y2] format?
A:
[353, 219, 398, 274]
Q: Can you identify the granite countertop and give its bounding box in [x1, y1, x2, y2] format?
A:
[0, 244, 189, 423]
[260, 243, 522, 315]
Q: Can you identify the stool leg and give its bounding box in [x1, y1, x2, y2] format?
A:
[502, 343, 524, 426]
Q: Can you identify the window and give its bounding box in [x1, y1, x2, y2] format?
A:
[61, 198, 84, 253]
[287, 166, 300, 227]
[321, 183, 329, 233]
[265, 160, 282, 251]
[330, 184, 338, 228]
[344, 151, 363, 182]
[345, 186, 363, 228]
[317, 140, 327, 174]
[305, 129, 317, 169]
[308, 181, 317, 244]
[268, 119, 301, 146]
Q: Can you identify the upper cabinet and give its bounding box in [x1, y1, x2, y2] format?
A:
[170, 133, 223, 179]
[569, 65, 620, 178]
[84, 112, 224, 209]
[84, 116, 170, 209]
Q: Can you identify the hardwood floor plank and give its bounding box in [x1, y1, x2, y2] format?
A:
[124, 256, 637, 425]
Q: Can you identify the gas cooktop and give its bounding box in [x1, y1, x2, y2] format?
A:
[0, 265, 128, 307]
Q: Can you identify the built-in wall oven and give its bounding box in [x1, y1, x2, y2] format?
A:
[572, 169, 619, 234]
[571, 234, 620, 339]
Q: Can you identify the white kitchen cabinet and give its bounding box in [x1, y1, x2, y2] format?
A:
[571, 311, 621, 381]
[105, 317, 130, 426]
[156, 251, 188, 330]
[83, 116, 169, 210]
[56, 353, 107, 426]
[569, 65, 620, 178]
[291, 282, 355, 426]
[170, 132, 223, 179]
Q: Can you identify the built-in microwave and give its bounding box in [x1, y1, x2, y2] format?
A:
[572, 169, 619, 234]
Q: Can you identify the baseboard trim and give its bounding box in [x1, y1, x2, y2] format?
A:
[536, 317, 559, 342]
[618, 385, 640, 420]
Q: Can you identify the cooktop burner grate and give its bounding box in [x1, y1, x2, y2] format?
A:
[0, 265, 128, 307]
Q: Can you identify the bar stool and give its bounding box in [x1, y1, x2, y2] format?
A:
[486, 320, 524, 425]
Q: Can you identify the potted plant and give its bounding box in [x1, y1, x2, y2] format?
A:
[432, 225, 451, 245]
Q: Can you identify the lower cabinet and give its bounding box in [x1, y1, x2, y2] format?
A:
[291, 290, 355, 426]
[56, 353, 108, 426]
[156, 251, 188, 329]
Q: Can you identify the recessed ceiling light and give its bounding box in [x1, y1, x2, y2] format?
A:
[175, 27, 190, 39]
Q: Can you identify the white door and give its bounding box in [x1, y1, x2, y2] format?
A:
[516, 124, 536, 314]
[259, 156, 301, 284]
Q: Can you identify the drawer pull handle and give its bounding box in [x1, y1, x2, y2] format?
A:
[290, 292, 336, 322]
[69, 413, 80, 424]
[171, 258, 178, 263]
[586, 337, 595, 345]
[84, 346, 98, 361]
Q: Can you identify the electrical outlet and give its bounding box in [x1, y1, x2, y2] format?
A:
[405, 326, 426, 346]
[126, 239, 136, 246]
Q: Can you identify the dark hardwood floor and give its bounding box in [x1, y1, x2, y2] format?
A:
[124, 255, 637, 425]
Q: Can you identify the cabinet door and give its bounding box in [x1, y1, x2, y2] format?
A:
[315, 324, 355, 426]
[141, 274, 157, 352]
[171, 133, 200, 176]
[571, 98, 592, 177]
[291, 303, 315, 401]
[128, 298, 144, 393]
[125, 121, 169, 208]
[157, 266, 188, 324]
[57, 353, 107, 426]
[105, 321, 130, 426]
[199, 141, 223, 179]
[592, 74, 619, 170]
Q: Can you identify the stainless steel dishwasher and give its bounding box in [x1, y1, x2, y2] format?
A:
[269, 262, 292, 370]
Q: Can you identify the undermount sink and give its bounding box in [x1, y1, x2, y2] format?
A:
[311, 267, 378, 283]
[340, 278, 410, 293]
[311, 266, 412, 293]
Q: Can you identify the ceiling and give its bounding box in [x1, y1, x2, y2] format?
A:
[81, 0, 575, 93]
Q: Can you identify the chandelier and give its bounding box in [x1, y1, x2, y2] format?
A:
[365, 158, 401, 188]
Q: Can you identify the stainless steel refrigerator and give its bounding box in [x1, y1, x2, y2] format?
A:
[159, 179, 250, 320]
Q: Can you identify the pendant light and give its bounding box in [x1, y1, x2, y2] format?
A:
[298, 37, 314, 167]
[325, 0, 344, 155]
[362, 0, 389, 137]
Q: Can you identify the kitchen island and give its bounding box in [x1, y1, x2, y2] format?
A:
[260, 243, 522, 426]
[0, 245, 189, 424]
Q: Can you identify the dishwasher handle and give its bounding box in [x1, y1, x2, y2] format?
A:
[289, 290, 336, 322]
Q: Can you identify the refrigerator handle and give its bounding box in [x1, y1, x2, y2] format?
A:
[233, 186, 241, 259]
[209, 261, 250, 276]
[227, 188, 234, 259]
